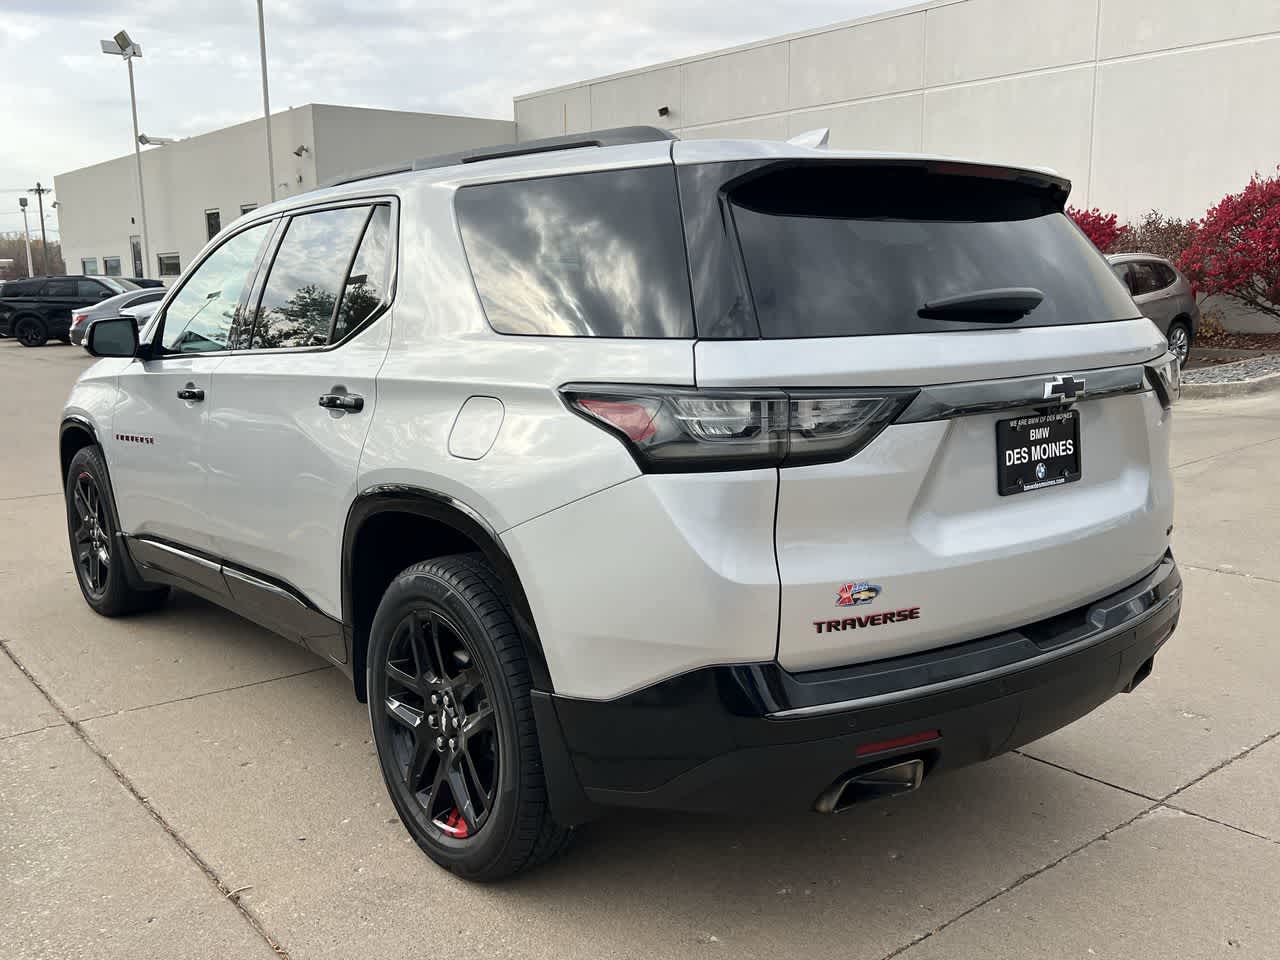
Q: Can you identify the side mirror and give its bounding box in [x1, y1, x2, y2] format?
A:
[85, 316, 140, 358]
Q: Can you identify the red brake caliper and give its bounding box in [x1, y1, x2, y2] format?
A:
[438, 809, 469, 838]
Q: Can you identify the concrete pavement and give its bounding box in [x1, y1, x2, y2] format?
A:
[2, 339, 1278, 959]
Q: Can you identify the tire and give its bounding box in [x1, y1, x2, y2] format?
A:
[1167, 320, 1192, 367]
[367, 554, 571, 881]
[14, 316, 48, 347]
[65, 445, 169, 616]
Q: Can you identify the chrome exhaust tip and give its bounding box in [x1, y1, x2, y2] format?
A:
[815, 758, 925, 814]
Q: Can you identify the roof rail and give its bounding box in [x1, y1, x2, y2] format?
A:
[323, 126, 677, 188]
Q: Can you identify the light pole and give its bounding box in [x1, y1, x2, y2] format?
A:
[256, 0, 277, 202]
[17, 198, 34, 277]
[101, 30, 151, 279]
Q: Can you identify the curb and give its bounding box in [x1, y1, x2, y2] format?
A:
[1182, 370, 1280, 399]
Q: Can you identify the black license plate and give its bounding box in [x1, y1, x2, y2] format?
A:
[996, 410, 1081, 496]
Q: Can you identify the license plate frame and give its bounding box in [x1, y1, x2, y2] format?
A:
[996, 410, 1081, 496]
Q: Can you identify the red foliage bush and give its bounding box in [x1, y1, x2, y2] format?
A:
[1066, 206, 1125, 252]
[1178, 168, 1280, 320]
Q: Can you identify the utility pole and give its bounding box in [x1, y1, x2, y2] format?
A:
[28, 183, 50, 276]
[17, 198, 34, 277]
[256, 0, 277, 202]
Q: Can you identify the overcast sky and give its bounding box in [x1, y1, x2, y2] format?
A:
[0, 0, 904, 238]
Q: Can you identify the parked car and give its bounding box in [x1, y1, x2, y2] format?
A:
[62, 129, 1183, 881]
[131, 278, 167, 289]
[0, 275, 141, 346]
[70, 288, 165, 345]
[1106, 253, 1200, 366]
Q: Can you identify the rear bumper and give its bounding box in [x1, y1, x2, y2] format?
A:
[536, 553, 1181, 821]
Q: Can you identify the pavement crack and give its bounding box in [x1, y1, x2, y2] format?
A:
[1173, 434, 1280, 470]
[1013, 750, 1159, 801]
[877, 799, 1163, 958]
[0, 490, 61, 502]
[1162, 803, 1280, 846]
[0, 638, 292, 959]
[1182, 563, 1280, 585]
[76, 664, 335, 724]
[882, 730, 1280, 957]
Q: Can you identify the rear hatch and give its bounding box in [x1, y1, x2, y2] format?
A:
[678, 146, 1174, 671]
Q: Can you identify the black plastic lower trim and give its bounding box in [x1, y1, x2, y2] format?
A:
[125, 535, 344, 660]
[550, 556, 1181, 814]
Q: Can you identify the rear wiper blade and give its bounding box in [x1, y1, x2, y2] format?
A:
[918, 287, 1045, 322]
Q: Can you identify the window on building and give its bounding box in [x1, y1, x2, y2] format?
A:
[130, 236, 143, 278]
[248, 205, 371, 349]
[103, 256, 122, 277]
[240, 203, 258, 216]
[332, 205, 392, 342]
[81, 258, 99, 275]
[157, 253, 181, 277]
[160, 223, 272, 354]
[205, 209, 222, 241]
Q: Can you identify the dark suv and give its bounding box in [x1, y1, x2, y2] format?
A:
[0, 275, 141, 347]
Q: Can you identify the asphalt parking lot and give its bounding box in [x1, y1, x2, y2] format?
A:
[3, 340, 1279, 960]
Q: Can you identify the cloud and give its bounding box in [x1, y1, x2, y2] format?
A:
[2, 0, 900, 197]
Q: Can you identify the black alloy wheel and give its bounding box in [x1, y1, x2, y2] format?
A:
[71, 470, 111, 598]
[14, 316, 48, 347]
[367, 554, 571, 880]
[64, 444, 169, 616]
[382, 608, 499, 839]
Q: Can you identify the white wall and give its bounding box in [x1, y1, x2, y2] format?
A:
[514, 0, 1280, 222]
[54, 105, 513, 281]
[311, 105, 514, 184]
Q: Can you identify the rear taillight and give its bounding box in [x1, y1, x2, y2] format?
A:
[72, 313, 88, 328]
[563, 385, 915, 472]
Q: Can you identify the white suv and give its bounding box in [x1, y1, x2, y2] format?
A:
[62, 128, 1184, 880]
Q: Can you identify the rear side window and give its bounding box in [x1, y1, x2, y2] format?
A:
[249, 206, 371, 349]
[456, 166, 694, 338]
[44, 279, 77, 297]
[331, 205, 392, 342]
[1153, 263, 1178, 288]
[2, 280, 40, 297]
[1128, 261, 1162, 296]
[680, 161, 1140, 338]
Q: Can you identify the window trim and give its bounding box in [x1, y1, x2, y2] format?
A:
[146, 194, 398, 361]
[234, 197, 398, 356]
[81, 258, 99, 275]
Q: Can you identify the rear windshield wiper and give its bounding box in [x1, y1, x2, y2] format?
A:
[917, 287, 1045, 322]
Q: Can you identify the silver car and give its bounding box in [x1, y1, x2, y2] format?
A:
[1107, 253, 1200, 365]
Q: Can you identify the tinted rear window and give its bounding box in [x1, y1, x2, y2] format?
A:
[456, 166, 694, 338]
[680, 161, 1140, 339]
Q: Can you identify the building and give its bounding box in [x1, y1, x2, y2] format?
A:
[515, 0, 1280, 222]
[55, 104, 514, 281]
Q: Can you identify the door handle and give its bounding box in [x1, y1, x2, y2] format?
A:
[176, 386, 205, 402]
[318, 392, 364, 412]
